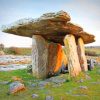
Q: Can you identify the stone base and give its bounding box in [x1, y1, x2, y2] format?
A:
[32, 35, 48, 79]
[77, 37, 88, 71]
[64, 34, 81, 77]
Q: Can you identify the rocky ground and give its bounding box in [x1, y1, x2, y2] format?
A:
[0, 55, 31, 71]
[0, 55, 100, 100]
[0, 65, 100, 100]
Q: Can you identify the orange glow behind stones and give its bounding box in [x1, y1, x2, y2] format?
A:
[62, 49, 68, 66]
[54, 44, 63, 73]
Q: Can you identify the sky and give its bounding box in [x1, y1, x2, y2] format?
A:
[0, 0, 100, 47]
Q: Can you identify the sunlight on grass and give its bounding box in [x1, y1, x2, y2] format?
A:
[0, 65, 100, 100]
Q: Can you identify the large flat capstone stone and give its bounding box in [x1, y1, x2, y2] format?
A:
[2, 10, 95, 45]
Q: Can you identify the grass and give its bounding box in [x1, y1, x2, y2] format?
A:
[0, 66, 100, 100]
[4, 47, 31, 55]
[85, 47, 100, 56]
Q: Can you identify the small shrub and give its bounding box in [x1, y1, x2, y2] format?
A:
[0, 43, 4, 50]
[27, 64, 32, 73]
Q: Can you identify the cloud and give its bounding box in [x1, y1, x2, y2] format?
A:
[0, 31, 32, 47]
[62, 0, 100, 46]
[64, 0, 100, 14]
[0, 0, 100, 46]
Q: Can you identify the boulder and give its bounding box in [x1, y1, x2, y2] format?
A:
[9, 81, 26, 94]
[2, 11, 95, 45]
[46, 75, 66, 84]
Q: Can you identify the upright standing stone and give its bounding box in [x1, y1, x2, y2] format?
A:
[62, 47, 68, 67]
[64, 34, 81, 77]
[54, 44, 63, 73]
[47, 43, 63, 76]
[77, 37, 88, 71]
[32, 35, 48, 78]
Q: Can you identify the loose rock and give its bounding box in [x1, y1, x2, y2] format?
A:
[72, 94, 87, 96]
[79, 86, 88, 90]
[46, 76, 66, 84]
[91, 82, 100, 84]
[78, 79, 84, 83]
[9, 81, 26, 94]
[32, 94, 39, 98]
[38, 81, 50, 89]
[85, 74, 91, 80]
[45, 96, 54, 100]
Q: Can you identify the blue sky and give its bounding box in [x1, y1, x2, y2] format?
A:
[0, 0, 100, 47]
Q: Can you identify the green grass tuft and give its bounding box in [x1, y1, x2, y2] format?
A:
[0, 65, 100, 100]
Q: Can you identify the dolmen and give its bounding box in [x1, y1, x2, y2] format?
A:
[2, 10, 95, 79]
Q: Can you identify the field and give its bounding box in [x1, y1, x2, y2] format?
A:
[85, 47, 100, 63]
[0, 65, 100, 100]
[1, 46, 100, 56]
[85, 47, 100, 56]
[4, 47, 31, 55]
[0, 46, 100, 100]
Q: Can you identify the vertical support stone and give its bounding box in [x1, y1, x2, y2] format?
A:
[62, 47, 68, 66]
[47, 42, 63, 75]
[64, 34, 81, 77]
[77, 37, 88, 71]
[32, 35, 48, 79]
